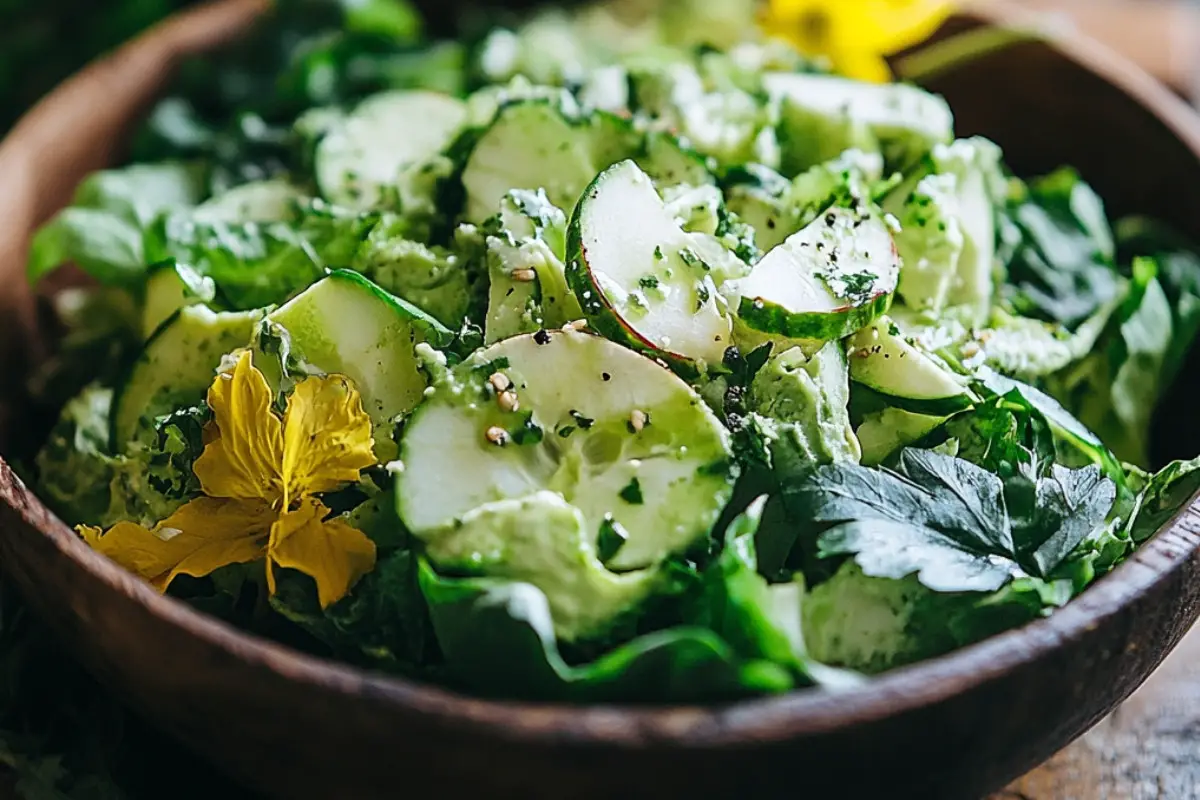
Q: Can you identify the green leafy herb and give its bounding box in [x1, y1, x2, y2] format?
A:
[597, 515, 630, 561]
[510, 413, 544, 446]
[998, 167, 1120, 330]
[787, 449, 1115, 591]
[618, 477, 644, 505]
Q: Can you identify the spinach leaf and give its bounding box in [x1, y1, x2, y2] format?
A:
[418, 559, 794, 703]
[144, 201, 377, 309]
[998, 167, 1120, 330]
[683, 498, 865, 691]
[271, 549, 436, 672]
[1115, 216, 1200, 391]
[1127, 456, 1200, 544]
[973, 368, 1126, 485]
[28, 163, 206, 287]
[1044, 258, 1175, 467]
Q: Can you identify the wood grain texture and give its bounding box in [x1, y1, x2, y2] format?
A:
[0, 2, 1198, 800]
[997, 625, 1200, 799]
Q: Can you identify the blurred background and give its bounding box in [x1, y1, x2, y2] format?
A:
[0, 0, 1196, 133]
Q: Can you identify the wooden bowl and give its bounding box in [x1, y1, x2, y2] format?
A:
[2, 2, 1199, 798]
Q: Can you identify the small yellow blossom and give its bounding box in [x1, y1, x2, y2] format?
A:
[760, 0, 954, 83]
[81, 350, 377, 608]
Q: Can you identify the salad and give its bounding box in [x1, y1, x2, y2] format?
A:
[25, 0, 1200, 703]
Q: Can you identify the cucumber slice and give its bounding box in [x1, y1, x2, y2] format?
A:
[192, 179, 304, 224]
[483, 190, 581, 343]
[461, 99, 596, 224]
[882, 171, 964, 314]
[267, 270, 454, 458]
[857, 407, 948, 466]
[141, 262, 216, 339]
[735, 207, 899, 342]
[848, 317, 974, 416]
[567, 160, 739, 374]
[315, 91, 467, 210]
[764, 72, 953, 172]
[396, 330, 737, 572]
[585, 111, 715, 190]
[462, 102, 715, 225]
[112, 306, 263, 448]
[934, 139, 1004, 324]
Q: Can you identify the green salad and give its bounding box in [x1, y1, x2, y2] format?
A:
[26, 0, 1200, 704]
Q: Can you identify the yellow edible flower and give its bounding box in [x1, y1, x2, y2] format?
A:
[81, 350, 377, 608]
[760, 0, 954, 83]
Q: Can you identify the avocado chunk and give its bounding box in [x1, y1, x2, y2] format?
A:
[423, 492, 659, 642]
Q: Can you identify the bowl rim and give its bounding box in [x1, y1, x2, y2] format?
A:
[3, 0, 1200, 751]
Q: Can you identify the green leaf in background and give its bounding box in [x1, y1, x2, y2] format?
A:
[998, 167, 1120, 330]
[1127, 457, 1200, 544]
[1045, 257, 1175, 467]
[28, 163, 207, 287]
[1115, 216, 1200, 391]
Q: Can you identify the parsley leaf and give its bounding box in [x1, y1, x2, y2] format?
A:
[787, 448, 1116, 592]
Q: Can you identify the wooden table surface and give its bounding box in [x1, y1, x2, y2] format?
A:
[994, 623, 1200, 799]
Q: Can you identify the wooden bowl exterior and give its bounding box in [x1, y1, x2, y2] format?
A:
[1, 2, 1199, 798]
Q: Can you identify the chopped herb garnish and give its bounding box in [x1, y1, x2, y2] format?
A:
[639, 274, 660, 290]
[569, 410, 595, 429]
[597, 514, 630, 561]
[511, 412, 544, 445]
[619, 477, 644, 505]
[653, 245, 665, 260]
[473, 357, 511, 376]
[888, 322, 901, 336]
[557, 425, 576, 439]
[678, 247, 710, 271]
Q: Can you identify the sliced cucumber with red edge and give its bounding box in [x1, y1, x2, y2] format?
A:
[848, 317, 975, 416]
[395, 329, 737, 572]
[567, 160, 744, 376]
[734, 206, 899, 343]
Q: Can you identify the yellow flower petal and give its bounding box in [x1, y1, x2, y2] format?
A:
[280, 374, 375, 506]
[828, 47, 896, 84]
[80, 497, 273, 592]
[193, 350, 285, 503]
[855, 0, 954, 54]
[761, 0, 952, 73]
[268, 498, 376, 608]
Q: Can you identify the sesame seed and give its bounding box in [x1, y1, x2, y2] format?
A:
[512, 269, 536, 282]
[563, 319, 588, 332]
[497, 391, 520, 413]
[488, 372, 512, 393]
[629, 409, 648, 433]
[485, 426, 509, 446]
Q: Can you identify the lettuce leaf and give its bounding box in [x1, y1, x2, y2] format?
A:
[998, 167, 1120, 330]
